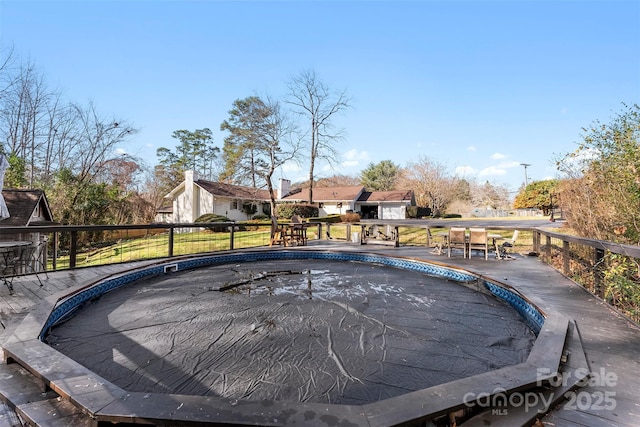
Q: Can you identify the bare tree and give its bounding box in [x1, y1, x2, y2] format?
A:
[71, 101, 137, 184]
[286, 69, 350, 203]
[0, 45, 16, 102]
[0, 60, 58, 185]
[260, 97, 300, 235]
[472, 180, 512, 210]
[314, 174, 360, 187]
[398, 156, 454, 216]
[220, 95, 299, 234]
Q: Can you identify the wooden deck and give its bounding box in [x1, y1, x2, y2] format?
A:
[1, 243, 639, 426]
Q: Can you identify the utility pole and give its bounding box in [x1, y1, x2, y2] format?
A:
[520, 163, 531, 187]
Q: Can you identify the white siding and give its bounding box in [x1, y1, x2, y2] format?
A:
[173, 188, 190, 223]
[198, 189, 213, 218]
[381, 205, 406, 220]
[319, 202, 354, 216]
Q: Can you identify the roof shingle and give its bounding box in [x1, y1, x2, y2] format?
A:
[195, 180, 271, 200]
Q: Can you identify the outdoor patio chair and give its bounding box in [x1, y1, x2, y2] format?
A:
[468, 228, 489, 260]
[448, 227, 467, 258]
[2, 243, 46, 291]
[290, 215, 307, 245]
[500, 230, 519, 259]
[428, 228, 448, 255]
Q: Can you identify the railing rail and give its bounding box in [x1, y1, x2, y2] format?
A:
[533, 228, 640, 323]
[2, 221, 638, 323]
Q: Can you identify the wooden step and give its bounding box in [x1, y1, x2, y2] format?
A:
[15, 397, 94, 427]
[461, 320, 590, 427]
[0, 362, 51, 407]
[0, 402, 22, 427]
[0, 361, 93, 426]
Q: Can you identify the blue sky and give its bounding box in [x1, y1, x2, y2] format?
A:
[1, 0, 639, 192]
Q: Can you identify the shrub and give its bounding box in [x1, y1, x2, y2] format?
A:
[406, 206, 432, 218]
[341, 212, 361, 223]
[276, 203, 318, 219]
[307, 214, 343, 223]
[251, 213, 270, 220]
[195, 213, 234, 232]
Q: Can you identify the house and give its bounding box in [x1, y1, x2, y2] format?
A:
[279, 179, 416, 219]
[159, 172, 416, 222]
[356, 190, 416, 219]
[0, 189, 56, 274]
[160, 171, 271, 223]
[0, 189, 56, 230]
[279, 182, 364, 216]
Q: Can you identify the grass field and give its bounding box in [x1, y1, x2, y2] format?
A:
[51, 223, 535, 269]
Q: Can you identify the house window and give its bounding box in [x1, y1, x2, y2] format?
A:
[230, 200, 239, 210]
[318, 203, 324, 208]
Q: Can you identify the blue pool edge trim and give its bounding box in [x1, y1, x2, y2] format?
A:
[39, 250, 545, 340]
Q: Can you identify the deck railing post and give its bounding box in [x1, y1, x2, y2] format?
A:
[394, 226, 400, 247]
[594, 248, 605, 298]
[52, 232, 58, 271]
[346, 223, 351, 242]
[229, 223, 235, 250]
[69, 231, 77, 269]
[168, 227, 174, 257]
[563, 240, 570, 275]
[545, 235, 552, 263]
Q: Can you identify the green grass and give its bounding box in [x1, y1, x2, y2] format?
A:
[55, 227, 273, 269]
[51, 223, 535, 269]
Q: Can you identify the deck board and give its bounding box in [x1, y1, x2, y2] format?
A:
[0, 245, 639, 426]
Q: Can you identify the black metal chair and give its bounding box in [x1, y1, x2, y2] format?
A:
[499, 230, 520, 259]
[2, 243, 46, 292]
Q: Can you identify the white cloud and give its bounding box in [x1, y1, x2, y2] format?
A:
[343, 148, 370, 162]
[339, 148, 370, 169]
[115, 147, 127, 155]
[499, 160, 521, 169]
[341, 160, 360, 168]
[491, 152, 506, 160]
[558, 147, 599, 174]
[455, 165, 477, 176]
[467, 145, 476, 152]
[282, 161, 302, 172]
[478, 166, 507, 177]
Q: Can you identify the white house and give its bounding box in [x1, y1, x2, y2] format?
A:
[160, 171, 271, 223]
[279, 180, 415, 219]
[355, 190, 416, 219]
[158, 173, 416, 222]
[280, 185, 365, 216]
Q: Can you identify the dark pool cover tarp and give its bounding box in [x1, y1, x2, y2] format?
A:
[46, 259, 535, 404]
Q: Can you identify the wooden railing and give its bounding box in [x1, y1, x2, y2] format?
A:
[533, 228, 640, 323]
[2, 221, 637, 323]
